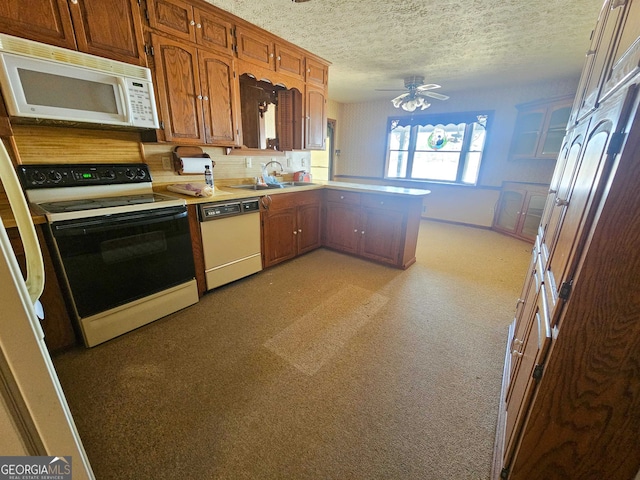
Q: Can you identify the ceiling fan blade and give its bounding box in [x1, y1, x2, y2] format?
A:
[416, 84, 441, 91]
[421, 91, 449, 101]
[391, 92, 409, 102]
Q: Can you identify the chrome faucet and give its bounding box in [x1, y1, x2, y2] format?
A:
[264, 160, 284, 175]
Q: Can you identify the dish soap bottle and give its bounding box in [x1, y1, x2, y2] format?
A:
[204, 164, 213, 187]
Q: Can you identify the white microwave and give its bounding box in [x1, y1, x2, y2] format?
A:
[0, 33, 159, 129]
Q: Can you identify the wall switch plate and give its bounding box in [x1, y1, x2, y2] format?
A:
[287, 158, 292, 168]
[245, 157, 252, 168]
[301, 158, 306, 167]
[162, 157, 172, 171]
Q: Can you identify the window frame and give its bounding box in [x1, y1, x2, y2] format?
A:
[383, 110, 493, 186]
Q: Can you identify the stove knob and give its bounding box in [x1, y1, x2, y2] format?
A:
[136, 168, 147, 180]
[48, 171, 62, 183]
[124, 169, 136, 179]
[31, 171, 46, 184]
[103, 169, 116, 180]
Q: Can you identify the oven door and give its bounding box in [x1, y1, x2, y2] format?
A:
[50, 206, 195, 319]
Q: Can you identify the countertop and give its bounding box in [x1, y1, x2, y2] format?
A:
[0, 181, 431, 228]
[155, 180, 431, 205]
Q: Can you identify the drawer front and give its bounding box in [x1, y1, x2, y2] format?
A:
[325, 189, 361, 205]
[361, 193, 408, 212]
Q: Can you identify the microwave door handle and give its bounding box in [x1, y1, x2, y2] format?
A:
[116, 77, 132, 125]
[0, 142, 45, 304]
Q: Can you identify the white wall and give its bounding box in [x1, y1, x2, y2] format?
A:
[331, 77, 580, 226]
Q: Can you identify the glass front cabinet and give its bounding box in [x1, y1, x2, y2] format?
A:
[493, 182, 549, 242]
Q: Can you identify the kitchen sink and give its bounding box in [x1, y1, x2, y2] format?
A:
[229, 182, 316, 191]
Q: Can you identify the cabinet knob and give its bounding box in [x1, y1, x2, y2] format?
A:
[513, 338, 524, 346]
[353, 229, 358, 233]
[277, 55, 281, 61]
[516, 298, 524, 308]
[270, 53, 274, 58]
[70, 0, 78, 3]
[293, 230, 297, 235]
[549, 188, 557, 194]
[361, 231, 365, 235]
[203, 96, 208, 101]
[379, 201, 384, 205]
[511, 350, 523, 357]
[298, 228, 302, 233]
[196, 23, 202, 29]
[340, 195, 344, 200]
[555, 197, 569, 207]
[197, 94, 203, 100]
[190, 20, 195, 26]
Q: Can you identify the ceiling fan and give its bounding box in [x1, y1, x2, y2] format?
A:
[378, 76, 449, 112]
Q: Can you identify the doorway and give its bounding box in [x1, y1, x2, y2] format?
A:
[310, 118, 335, 181]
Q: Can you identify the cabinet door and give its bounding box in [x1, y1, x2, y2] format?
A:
[151, 34, 205, 143]
[518, 191, 546, 241]
[503, 290, 552, 469]
[297, 201, 321, 254]
[146, 0, 196, 43]
[305, 57, 328, 86]
[305, 85, 326, 150]
[194, 7, 234, 55]
[235, 26, 274, 69]
[262, 206, 298, 268]
[545, 90, 633, 326]
[359, 206, 405, 266]
[198, 50, 240, 145]
[324, 201, 361, 254]
[600, 0, 640, 101]
[275, 44, 305, 80]
[68, 0, 146, 66]
[494, 189, 526, 235]
[509, 108, 546, 158]
[537, 102, 572, 158]
[0, 0, 76, 50]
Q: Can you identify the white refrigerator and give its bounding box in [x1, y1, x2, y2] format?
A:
[0, 142, 94, 478]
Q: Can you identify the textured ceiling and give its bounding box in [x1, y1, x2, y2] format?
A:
[206, 0, 605, 103]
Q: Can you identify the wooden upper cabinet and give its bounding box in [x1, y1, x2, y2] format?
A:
[509, 96, 573, 160]
[305, 84, 326, 150]
[275, 44, 305, 81]
[0, 0, 146, 66]
[0, 0, 76, 50]
[150, 33, 205, 143]
[600, 0, 640, 101]
[146, 0, 234, 56]
[68, 0, 147, 66]
[306, 57, 328, 86]
[194, 8, 234, 55]
[235, 25, 274, 70]
[198, 50, 240, 145]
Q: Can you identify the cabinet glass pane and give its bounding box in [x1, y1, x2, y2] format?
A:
[512, 133, 539, 155]
[516, 112, 544, 132]
[521, 194, 546, 238]
[547, 106, 571, 129]
[496, 191, 524, 231]
[541, 129, 566, 155]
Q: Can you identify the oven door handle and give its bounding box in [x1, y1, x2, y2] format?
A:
[52, 207, 188, 236]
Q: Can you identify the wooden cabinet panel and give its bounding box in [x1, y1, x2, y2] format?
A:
[235, 26, 274, 69]
[194, 8, 234, 55]
[297, 201, 321, 254]
[0, 0, 76, 50]
[261, 190, 322, 268]
[198, 49, 240, 145]
[359, 206, 404, 265]
[600, 0, 640, 101]
[69, 0, 146, 66]
[324, 200, 361, 254]
[275, 44, 305, 80]
[306, 57, 328, 86]
[147, 0, 195, 43]
[305, 85, 326, 150]
[151, 33, 205, 142]
[493, 183, 549, 242]
[503, 290, 552, 468]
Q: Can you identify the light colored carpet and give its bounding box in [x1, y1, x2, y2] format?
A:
[52, 220, 531, 479]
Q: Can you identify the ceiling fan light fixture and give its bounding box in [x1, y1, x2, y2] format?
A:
[399, 95, 430, 112]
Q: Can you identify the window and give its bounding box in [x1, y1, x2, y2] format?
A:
[385, 111, 491, 185]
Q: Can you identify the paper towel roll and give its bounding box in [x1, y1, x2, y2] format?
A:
[178, 157, 213, 175]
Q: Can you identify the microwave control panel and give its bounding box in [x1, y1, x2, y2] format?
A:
[126, 78, 159, 129]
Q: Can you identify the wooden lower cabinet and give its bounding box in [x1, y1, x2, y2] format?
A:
[323, 189, 422, 269]
[8, 225, 76, 352]
[493, 182, 548, 242]
[261, 190, 321, 268]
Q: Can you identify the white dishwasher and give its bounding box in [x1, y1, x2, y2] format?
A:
[199, 198, 262, 290]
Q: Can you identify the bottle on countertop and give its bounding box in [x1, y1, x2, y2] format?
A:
[204, 164, 213, 187]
